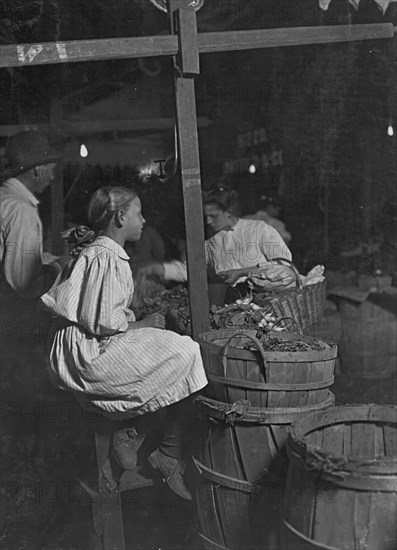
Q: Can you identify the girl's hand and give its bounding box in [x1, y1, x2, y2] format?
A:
[138, 313, 166, 329]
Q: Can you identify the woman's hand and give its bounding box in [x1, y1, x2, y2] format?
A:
[131, 313, 166, 330]
[217, 268, 251, 286]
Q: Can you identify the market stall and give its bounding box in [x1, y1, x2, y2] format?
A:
[1, 2, 396, 549]
[0, 1, 394, 338]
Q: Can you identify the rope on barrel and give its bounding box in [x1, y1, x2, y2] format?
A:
[195, 394, 335, 426]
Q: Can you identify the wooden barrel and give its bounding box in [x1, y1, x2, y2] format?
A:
[339, 298, 397, 379]
[193, 392, 335, 550]
[283, 404, 397, 550]
[198, 330, 337, 407]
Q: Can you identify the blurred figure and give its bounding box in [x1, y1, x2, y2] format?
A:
[126, 223, 166, 277]
[244, 195, 291, 246]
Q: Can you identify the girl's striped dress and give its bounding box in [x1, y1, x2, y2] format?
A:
[41, 236, 207, 419]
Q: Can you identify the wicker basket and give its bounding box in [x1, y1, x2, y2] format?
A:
[252, 259, 326, 330]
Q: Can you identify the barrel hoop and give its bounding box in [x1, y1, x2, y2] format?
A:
[282, 518, 341, 550]
[192, 457, 262, 494]
[207, 373, 334, 391]
[196, 532, 229, 550]
[196, 394, 335, 425]
[287, 448, 397, 491]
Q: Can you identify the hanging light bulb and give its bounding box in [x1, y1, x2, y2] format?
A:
[80, 144, 88, 158]
[387, 124, 394, 137]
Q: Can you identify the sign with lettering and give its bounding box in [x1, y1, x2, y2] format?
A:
[223, 127, 283, 175]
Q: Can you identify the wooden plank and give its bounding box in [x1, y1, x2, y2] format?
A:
[383, 424, 397, 458]
[0, 35, 178, 68]
[374, 424, 385, 457]
[351, 423, 376, 459]
[321, 424, 344, 455]
[62, 117, 211, 134]
[0, 118, 211, 138]
[244, 359, 265, 407]
[0, 123, 49, 137]
[0, 24, 394, 69]
[170, 3, 209, 339]
[195, 482, 226, 548]
[175, 4, 200, 75]
[234, 424, 281, 482]
[314, 487, 354, 548]
[198, 23, 395, 54]
[210, 423, 245, 481]
[342, 422, 352, 456]
[174, 73, 210, 340]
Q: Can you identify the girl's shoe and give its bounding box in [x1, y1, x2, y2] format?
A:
[148, 448, 192, 501]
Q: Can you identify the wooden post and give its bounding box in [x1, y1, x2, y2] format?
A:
[361, 128, 373, 242]
[169, 0, 210, 339]
[49, 99, 64, 254]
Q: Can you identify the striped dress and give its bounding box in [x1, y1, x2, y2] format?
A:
[41, 236, 207, 419]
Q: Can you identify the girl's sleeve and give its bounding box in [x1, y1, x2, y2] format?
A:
[77, 255, 129, 336]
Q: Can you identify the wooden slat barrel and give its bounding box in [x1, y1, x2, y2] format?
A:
[198, 330, 337, 407]
[339, 298, 397, 379]
[283, 404, 397, 550]
[192, 392, 335, 550]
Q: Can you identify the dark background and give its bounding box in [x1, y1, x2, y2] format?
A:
[1, 0, 396, 274]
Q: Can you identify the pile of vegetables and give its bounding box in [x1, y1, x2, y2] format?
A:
[134, 284, 191, 335]
[248, 334, 333, 352]
[135, 287, 285, 336]
[133, 285, 333, 352]
[209, 297, 282, 333]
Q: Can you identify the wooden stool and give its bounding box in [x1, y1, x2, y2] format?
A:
[78, 414, 159, 550]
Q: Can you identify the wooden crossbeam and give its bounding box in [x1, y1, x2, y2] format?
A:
[0, 118, 211, 137]
[0, 24, 394, 69]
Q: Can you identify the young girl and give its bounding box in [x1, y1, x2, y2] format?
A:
[41, 186, 207, 500]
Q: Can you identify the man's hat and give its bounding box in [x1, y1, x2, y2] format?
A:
[3, 131, 63, 178]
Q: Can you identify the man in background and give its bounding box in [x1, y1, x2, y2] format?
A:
[0, 131, 63, 337]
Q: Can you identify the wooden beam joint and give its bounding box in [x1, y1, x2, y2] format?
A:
[168, 0, 200, 76]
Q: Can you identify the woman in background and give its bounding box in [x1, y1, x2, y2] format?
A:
[244, 195, 292, 246]
[140, 188, 292, 293]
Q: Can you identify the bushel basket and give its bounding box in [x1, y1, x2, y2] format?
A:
[251, 259, 326, 330]
[198, 329, 337, 408]
[283, 404, 397, 550]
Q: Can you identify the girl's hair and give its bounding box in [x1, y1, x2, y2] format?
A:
[202, 188, 239, 213]
[87, 186, 137, 232]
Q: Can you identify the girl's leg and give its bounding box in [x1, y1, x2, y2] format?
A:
[148, 398, 193, 500]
